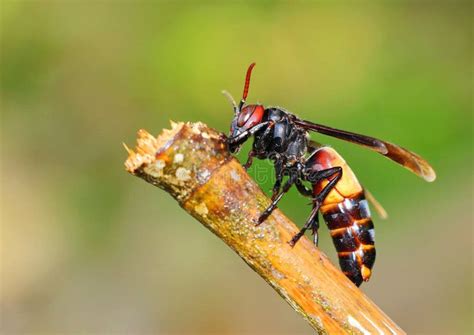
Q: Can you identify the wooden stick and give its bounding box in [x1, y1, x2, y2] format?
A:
[124, 121, 405, 335]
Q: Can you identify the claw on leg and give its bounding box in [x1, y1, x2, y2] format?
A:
[288, 205, 319, 247]
[288, 231, 305, 247]
[257, 208, 272, 225]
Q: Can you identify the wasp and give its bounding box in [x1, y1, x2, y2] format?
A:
[224, 63, 436, 286]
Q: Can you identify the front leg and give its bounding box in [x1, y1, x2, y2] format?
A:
[254, 121, 274, 152]
[244, 122, 275, 171]
[227, 122, 271, 149]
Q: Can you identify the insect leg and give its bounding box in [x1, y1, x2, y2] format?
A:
[271, 158, 285, 200]
[311, 215, 320, 246]
[306, 167, 342, 190]
[243, 121, 275, 172]
[309, 167, 343, 203]
[257, 172, 297, 225]
[295, 179, 312, 197]
[227, 121, 271, 145]
[254, 121, 275, 151]
[294, 161, 312, 197]
[243, 150, 256, 171]
[288, 205, 319, 247]
[288, 167, 342, 246]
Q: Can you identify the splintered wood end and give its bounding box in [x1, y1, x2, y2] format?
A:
[124, 121, 229, 202]
[124, 121, 184, 174]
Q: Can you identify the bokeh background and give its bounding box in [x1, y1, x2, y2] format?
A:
[1, 1, 472, 334]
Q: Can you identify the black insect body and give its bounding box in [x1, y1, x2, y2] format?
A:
[225, 63, 436, 286]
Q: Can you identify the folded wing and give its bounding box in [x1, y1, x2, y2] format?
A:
[294, 119, 436, 182]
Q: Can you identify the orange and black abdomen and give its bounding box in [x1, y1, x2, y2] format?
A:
[322, 193, 376, 286]
[309, 147, 376, 286]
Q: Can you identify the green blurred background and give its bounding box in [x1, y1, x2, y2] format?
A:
[1, 1, 472, 334]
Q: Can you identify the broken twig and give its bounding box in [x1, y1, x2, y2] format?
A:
[124, 121, 405, 334]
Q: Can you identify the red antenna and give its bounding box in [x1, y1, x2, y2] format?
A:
[242, 62, 256, 101]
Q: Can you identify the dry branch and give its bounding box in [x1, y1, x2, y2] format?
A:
[124, 121, 405, 335]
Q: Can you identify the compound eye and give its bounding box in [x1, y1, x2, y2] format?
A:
[237, 106, 253, 127]
[237, 105, 265, 128]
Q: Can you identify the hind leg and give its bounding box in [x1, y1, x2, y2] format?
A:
[289, 167, 342, 246]
[311, 215, 320, 246]
[288, 205, 319, 247]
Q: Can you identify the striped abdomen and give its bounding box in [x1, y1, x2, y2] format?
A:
[309, 147, 376, 286]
